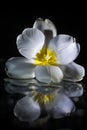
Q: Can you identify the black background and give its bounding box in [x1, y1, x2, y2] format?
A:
[0, 4, 87, 129]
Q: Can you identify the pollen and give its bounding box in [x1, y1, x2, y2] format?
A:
[34, 92, 55, 105]
[35, 48, 57, 65]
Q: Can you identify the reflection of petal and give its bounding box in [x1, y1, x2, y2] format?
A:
[45, 93, 75, 119]
[4, 78, 38, 86]
[5, 82, 35, 95]
[60, 81, 83, 97]
[9, 78, 84, 122]
[4, 78, 61, 95]
[35, 85, 61, 95]
[4, 78, 83, 98]
[14, 96, 40, 122]
[4, 78, 38, 95]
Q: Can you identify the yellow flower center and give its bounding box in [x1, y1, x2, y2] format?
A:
[35, 48, 57, 65]
[34, 92, 55, 105]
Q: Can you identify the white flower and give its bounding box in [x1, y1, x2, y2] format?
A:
[5, 18, 85, 83]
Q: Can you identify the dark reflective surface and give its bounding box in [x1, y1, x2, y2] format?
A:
[0, 59, 87, 129]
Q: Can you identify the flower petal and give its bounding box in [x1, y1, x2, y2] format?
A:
[14, 96, 40, 122]
[47, 66, 63, 83]
[5, 57, 36, 79]
[35, 66, 51, 83]
[45, 93, 75, 119]
[33, 18, 57, 37]
[35, 66, 63, 83]
[16, 28, 45, 59]
[48, 34, 80, 64]
[60, 62, 85, 82]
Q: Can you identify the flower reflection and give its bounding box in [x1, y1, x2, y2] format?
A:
[4, 78, 83, 125]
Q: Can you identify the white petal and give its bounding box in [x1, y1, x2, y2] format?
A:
[45, 94, 75, 119]
[47, 66, 63, 83]
[16, 28, 45, 59]
[48, 34, 80, 64]
[33, 18, 57, 38]
[60, 81, 83, 97]
[35, 66, 51, 83]
[14, 96, 40, 122]
[60, 62, 85, 82]
[5, 57, 36, 79]
[35, 66, 63, 83]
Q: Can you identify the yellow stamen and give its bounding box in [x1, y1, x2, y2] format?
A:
[35, 48, 57, 65]
[34, 92, 55, 105]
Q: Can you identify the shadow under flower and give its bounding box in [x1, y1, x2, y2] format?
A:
[4, 78, 84, 127]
